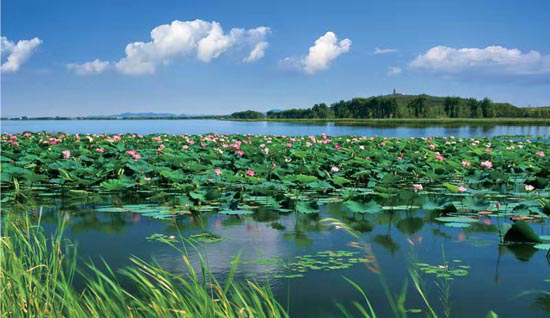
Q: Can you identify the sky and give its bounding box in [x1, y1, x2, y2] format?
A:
[1, 0, 550, 117]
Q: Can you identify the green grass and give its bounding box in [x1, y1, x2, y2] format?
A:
[0, 216, 287, 318]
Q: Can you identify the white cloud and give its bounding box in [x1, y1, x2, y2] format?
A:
[374, 48, 397, 55]
[409, 45, 550, 78]
[303, 32, 351, 74]
[282, 32, 351, 75]
[244, 41, 268, 63]
[387, 66, 402, 76]
[1, 36, 42, 73]
[67, 59, 110, 75]
[76, 19, 272, 75]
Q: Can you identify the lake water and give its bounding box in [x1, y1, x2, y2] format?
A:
[4, 120, 550, 317]
[12, 194, 550, 318]
[2, 119, 550, 138]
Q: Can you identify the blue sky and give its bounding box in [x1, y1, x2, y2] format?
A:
[2, 0, 550, 116]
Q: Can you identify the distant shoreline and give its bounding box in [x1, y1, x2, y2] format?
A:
[224, 118, 550, 125]
[2, 117, 550, 126]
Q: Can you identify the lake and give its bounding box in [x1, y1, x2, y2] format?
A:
[3, 123, 550, 318]
[2, 119, 550, 137]
[19, 194, 550, 318]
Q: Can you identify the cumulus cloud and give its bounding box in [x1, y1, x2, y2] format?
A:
[374, 48, 397, 55]
[282, 32, 351, 74]
[409, 45, 550, 78]
[1, 36, 42, 73]
[387, 66, 402, 76]
[67, 59, 110, 75]
[72, 19, 270, 76]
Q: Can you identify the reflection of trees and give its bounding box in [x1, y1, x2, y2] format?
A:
[344, 214, 373, 233]
[502, 244, 538, 262]
[465, 222, 497, 233]
[374, 235, 400, 255]
[252, 208, 281, 223]
[161, 214, 208, 233]
[70, 213, 128, 234]
[372, 211, 401, 254]
[396, 217, 424, 235]
[432, 228, 452, 239]
[283, 213, 325, 246]
[533, 292, 550, 313]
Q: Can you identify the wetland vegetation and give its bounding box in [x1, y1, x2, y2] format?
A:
[2, 131, 550, 317]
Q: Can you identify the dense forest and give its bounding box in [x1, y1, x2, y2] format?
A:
[230, 94, 550, 119]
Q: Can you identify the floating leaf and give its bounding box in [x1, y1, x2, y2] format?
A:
[219, 209, 253, 215]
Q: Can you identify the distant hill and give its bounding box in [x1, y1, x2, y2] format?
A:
[87, 112, 211, 119]
[231, 94, 550, 119]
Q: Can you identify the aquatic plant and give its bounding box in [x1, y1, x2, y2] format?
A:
[0, 216, 287, 318]
[2, 133, 549, 220]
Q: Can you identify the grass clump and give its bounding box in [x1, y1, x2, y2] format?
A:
[0, 216, 287, 318]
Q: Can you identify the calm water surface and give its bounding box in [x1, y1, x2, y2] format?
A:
[4, 119, 550, 317]
[12, 195, 550, 318]
[2, 119, 550, 137]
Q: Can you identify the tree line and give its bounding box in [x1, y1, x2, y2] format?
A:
[230, 94, 550, 119]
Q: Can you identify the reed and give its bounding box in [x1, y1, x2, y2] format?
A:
[0, 215, 287, 318]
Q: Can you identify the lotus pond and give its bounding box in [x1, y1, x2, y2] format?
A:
[2, 132, 550, 317]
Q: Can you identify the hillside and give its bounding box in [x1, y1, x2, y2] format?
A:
[231, 94, 550, 119]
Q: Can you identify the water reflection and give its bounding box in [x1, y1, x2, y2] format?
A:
[6, 197, 550, 318]
[2, 119, 549, 138]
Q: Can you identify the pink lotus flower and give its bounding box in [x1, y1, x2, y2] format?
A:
[429, 144, 436, 150]
[246, 169, 255, 177]
[235, 150, 244, 156]
[334, 144, 341, 150]
[413, 184, 423, 192]
[95, 148, 105, 153]
[306, 142, 312, 147]
[435, 152, 445, 161]
[462, 160, 471, 168]
[62, 150, 71, 159]
[458, 186, 467, 193]
[331, 166, 340, 172]
[480, 161, 493, 169]
[485, 148, 491, 153]
[126, 150, 141, 160]
[525, 184, 535, 191]
[182, 145, 189, 150]
[287, 143, 292, 148]
[214, 169, 222, 176]
[536, 151, 545, 157]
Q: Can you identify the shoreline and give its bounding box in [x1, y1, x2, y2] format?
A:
[2, 117, 550, 125]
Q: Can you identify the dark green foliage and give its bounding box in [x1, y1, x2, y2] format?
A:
[503, 221, 543, 243]
[230, 110, 265, 119]
[264, 94, 550, 119]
